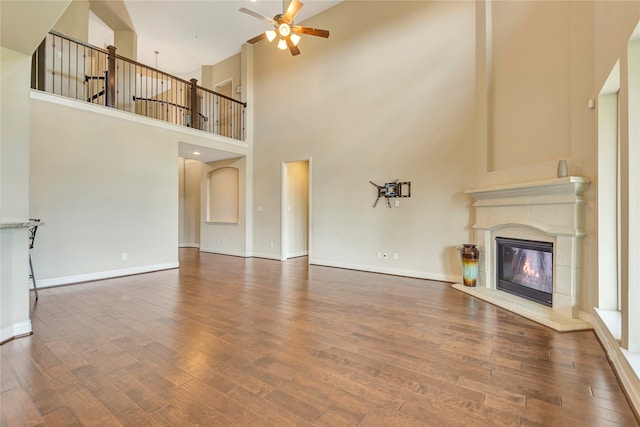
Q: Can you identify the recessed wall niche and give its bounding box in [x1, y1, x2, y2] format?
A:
[206, 167, 239, 223]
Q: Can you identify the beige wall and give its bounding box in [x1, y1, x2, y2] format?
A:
[202, 53, 241, 99]
[178, 157, 201, 247]
[490, 1, 572, 171]
[30, 97, 180, 284]
[52, 0, 90, 42]
[252, 1, 476, 280]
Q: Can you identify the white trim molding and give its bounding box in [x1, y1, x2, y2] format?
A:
[248, 251, 282, 261]
[310, 258, 460, 283]
[0, 320, 32, 343]
[200, 248, 250, 258]
[584, 310, 640, 417]
[36, 262, 179, 288]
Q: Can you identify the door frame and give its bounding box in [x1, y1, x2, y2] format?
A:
[280, 158, 312, 262]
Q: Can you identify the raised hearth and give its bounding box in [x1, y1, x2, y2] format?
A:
[455, 176, 592, 331]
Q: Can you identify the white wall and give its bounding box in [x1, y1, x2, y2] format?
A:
[252, 1, 476, 280]
[29, 96, 180, 285]
[0, 48, 34, 342]
[88, 9, 114, 49]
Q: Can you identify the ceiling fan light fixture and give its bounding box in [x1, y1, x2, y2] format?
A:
[240, 1, 329, 56]
[278, 23, 291, 37]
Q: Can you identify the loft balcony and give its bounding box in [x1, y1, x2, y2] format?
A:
[31, 31, 246, 142]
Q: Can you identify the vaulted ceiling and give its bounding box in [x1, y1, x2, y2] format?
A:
[92, 0, 342, 76]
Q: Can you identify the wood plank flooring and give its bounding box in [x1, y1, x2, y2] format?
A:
[1, 249, 638, 426]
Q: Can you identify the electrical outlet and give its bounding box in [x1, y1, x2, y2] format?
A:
[393, 252, 399, 260]
[216, 238, 220, 245]
[395, 200, 400, 207]
[377, 251, 382, 259]
[270, 242, 274, 248]
[382, 252, 388, 259]
[121, 252, 128, 261]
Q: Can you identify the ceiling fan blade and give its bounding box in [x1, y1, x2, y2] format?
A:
[286, 37, 301, 56]
[283, 0, 303, 24]
[247, 33, 267, 44]
[292, 26, 330, 38]
[239, 7, 276, 25]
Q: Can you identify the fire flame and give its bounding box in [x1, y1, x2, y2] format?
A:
[522, 258, 540, 279]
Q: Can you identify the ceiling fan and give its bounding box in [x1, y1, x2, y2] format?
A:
[239, 0, 330, 56]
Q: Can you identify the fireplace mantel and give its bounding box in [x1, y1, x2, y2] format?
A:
[454, 176, 592, 331]
[465, 176, 590, 201]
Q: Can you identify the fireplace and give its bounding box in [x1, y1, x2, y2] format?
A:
[454, 177, 592, 331]
[496, 237, 553, 307]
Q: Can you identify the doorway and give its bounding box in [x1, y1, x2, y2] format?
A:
[281, 160, 310, 261]
[214, 78, 234, 138]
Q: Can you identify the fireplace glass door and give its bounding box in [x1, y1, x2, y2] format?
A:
[496, 237, 553, 307]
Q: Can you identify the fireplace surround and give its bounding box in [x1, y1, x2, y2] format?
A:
[454, 176, 592, 331]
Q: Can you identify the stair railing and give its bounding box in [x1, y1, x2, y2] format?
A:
[31, 30, 246, 141]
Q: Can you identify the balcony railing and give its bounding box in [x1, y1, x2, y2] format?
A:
[31, 31, 246, 141]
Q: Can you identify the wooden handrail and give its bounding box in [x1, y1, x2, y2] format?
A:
[198, 85, 247, 107]
[48, 30, 108, 53]
[32, 30, 247, 140]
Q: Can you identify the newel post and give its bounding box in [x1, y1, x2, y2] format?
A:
[190, 78, 200, 130]
[106, 45, 117, 108]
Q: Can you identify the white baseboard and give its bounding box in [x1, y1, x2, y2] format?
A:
[582, 310, 640, 418]
[286, 250, 308, 258]
[200, 247, 250, 258]
[1, 320, 32, 343]
[36, 262, 179, 288]
[309, 258, 460, 283]
[179, 243, 200, 248]
[247, 251, 281, 261]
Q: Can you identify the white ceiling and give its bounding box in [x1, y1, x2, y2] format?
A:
[178, 142, 245, 163]
[122, 0, 342, 78]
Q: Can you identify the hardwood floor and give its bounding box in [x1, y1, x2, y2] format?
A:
[1, 249, 638, 426]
